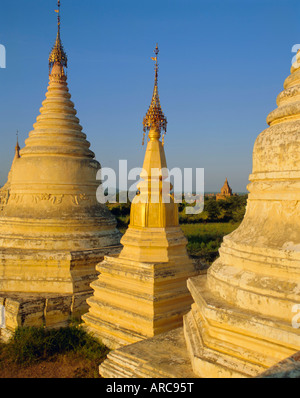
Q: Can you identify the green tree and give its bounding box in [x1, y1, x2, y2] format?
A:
[205, 199, 221, 221]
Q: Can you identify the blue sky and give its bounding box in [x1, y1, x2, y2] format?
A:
[0, 0, 299, 192]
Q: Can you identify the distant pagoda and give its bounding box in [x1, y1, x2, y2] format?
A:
[216, 178, 233, 200]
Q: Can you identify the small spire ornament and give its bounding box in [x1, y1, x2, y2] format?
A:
[15, 130, 20, 158]
[142, 44, 167, 146]
[49, 0, 68, 74]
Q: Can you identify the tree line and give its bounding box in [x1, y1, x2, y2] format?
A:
[106, 194, 248, 228]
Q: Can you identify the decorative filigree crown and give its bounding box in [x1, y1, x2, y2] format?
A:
[143, 45, 167, 145]
[49, 0, 68, 72]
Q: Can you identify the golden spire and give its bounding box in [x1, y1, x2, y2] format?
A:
[142, 44, 167, 145]
[49, 0, 68, 74]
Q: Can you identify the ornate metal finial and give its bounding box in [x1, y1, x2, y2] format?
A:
[142, 44, 167, 146]
[49, 0, 68, 73]
[153, 44, 159, 86]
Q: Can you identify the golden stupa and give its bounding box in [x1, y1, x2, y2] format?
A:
[0, 2, 120, 339]
[83, 45, 198, 350]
